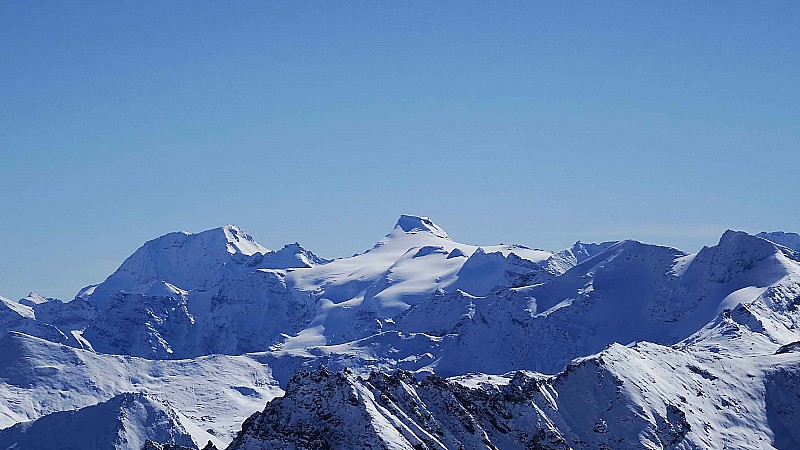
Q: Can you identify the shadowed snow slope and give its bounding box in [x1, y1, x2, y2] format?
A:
[0, 392, 211, 450]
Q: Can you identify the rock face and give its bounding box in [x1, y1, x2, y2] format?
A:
[76, 272, 317, 359]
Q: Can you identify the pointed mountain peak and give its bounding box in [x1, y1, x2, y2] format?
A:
[19, 292, 51, 307]
[144, 225, 269, 256]
[260, 242, 331, 269]
[568, 240, 619, 257]
[148, 224, 268, 256]
[213, 224, 270, 255]
[83, 225, 269, 309]
[394, 214, 450, 239]
[548, 240, 620, 273]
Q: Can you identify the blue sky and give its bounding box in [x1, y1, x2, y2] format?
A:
[1, 2, 798, 300]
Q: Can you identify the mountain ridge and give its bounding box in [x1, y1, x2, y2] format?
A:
[2, 217, 800, 449]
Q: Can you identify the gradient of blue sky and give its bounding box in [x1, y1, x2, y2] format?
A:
[1, 1, 798, 300]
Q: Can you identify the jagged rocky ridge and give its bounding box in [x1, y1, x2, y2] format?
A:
[228, 336, 800, 450]
[1, 216, 800, 448]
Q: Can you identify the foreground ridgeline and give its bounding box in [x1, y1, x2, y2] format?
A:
[1, 216, 800, 449]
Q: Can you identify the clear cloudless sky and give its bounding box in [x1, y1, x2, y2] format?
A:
[1, 1, 798, 301]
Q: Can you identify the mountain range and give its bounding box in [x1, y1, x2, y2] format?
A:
[1, 215, 799, 449]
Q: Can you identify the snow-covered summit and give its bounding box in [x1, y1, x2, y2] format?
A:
[83, 225, 269, 309]
[394, 214, 451, 239]
[259, 242, 331, 269]
[546, 240, 619, 273]
[219, 224, 270, 255]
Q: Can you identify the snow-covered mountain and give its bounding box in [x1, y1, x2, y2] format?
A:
[2, 215, 800, 449]
[229, 334, 800, 450]
[0, 332, 281, 442]
[80, 225, 269, 307]
[68, 225, 326, 359]
[393, 231, 800, 375]
[38, 215, 563, 360]
[0, 392, 212, 450]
